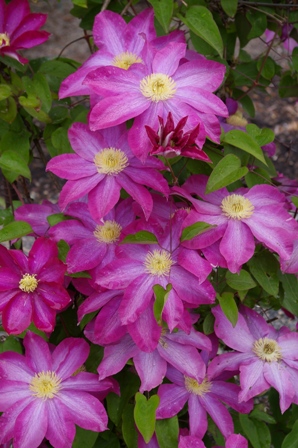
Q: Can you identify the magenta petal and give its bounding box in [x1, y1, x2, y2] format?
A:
[46, 154, 96, 180]
[162, 289, 185, 332]
[32, 298, 56, 333]
[14, 399, 47, 448]
[24, 331, 52, 372]
[93, 297, 127, 345]
[278, 332, 298, 359]
[226, 434, 248, 448]
[97, 335, 138, 380]
[210, 381, 253, 413]
[119, 274, 156, 324]
[118, 173, 153, 220]
[5, 0, 30, 33]
[0, 351, 33, 382]
[128, 304, 161, 352]
[58, 176, 101, 210]
[68, 122, 108, 161]
[152, 42, 186, 75]
[264, 362, 295, 413]
[53, 338, 89, 380]
[89, 93, 148, 131]
[239, 361, 269, 402]
[58, 390, 108, 432]
[201, 394, 233, 438]
[88, 176, 120, 220]
[28, 237, 58, 274]
[219, 220, 255, 273]
[156, 384, 188, 418]
[2, 292, 32, 335]
[188, 394, 207, 439]
[134, 350, 167, 392]
[45, 399, 76, 448]
[98, 259, 144, 289]
[66, 238, 107, 273]
[177, 248, 212, 283]
[39, 283, 71, 310]
[0, 381, 31, 411]
[0, 396, 33, 445]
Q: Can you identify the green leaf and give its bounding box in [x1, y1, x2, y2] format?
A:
[280, 274, 298, 315]
[203, 312, 215, 335]
[226, 269, 257, 291]
[181, 221, 215, 242]
[134, 393, 159, 443]
[178, 6, 223, 57]
[291, 195, 298, 208]
[121, 231, 158, 245]
[94, 431, 120, 448]
[205, 154, 248, 193]
[189, 31, 218, 57]
[245, 124, 274, 147]
[148, 0, 173, 33]
[0, 220, 32, 243]
[248, 252, 279, 296]
[0, 84, 12, 101]
[49, 106, 69, 124]
[251, 419, 271, 448]
[156, 417, 179, 448]
[153, 283, 172, 324]
[0, 97, 17, 123]
[0, 150, 31, 181]
[122, 403, 138, 448]
[47, 213, 70, 226]
[51, 127, 73, 154]
[221, 0, 238, 17]
[279, 73, 298, 98]
[222, 130, 266, 164]
[282, 420, 298, 448]
[239, 414, 261, 448]
[247, 10, 267, 40]
[0, 335, 23, 354]
[72, 426, 98, 448]
[217, 292, 238, 327]
[256, 56, 276, 80]
[250, 409, 276, 424]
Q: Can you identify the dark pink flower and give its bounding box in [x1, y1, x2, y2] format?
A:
[146, 112, 210, 161]
[0, 237, 71, 334]
[0, 332, 111, 448]
[0, 0, 50, 64]
[15, 200, 60, 237]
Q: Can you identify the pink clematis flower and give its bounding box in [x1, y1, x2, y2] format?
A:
[0, 237, 71, 334]
[47, 122, 169, 221]
[156, 364, 253, 440]
[49, 199, 135, 273]
[97, 210, 215, 329]
[209, 305, 298, 413]
[0, 0, 50, 64]
[15, 200, 60, 237]
[0, 331, 112, 448]
[83, 41, 227, 160]
[173, 174, 298, 273]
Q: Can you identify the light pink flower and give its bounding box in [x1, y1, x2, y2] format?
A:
[0, 237, 71, 334]
[174, 174, 298, 273]
[47, 122, 169, 221]
[83, 41, 227, 160]
[0, 0, 49, 64]
[210, 305, 298, 413]
[0, 332, 112, 448]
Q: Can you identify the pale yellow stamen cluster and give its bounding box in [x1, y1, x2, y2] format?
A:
[144, 249, 173, 276]
[140, 73, 176, 102]
[226, 110, 248, 127]
[19, 273, 39, 293]
[94, 148, 128, 175]
[184, 376, 212, 396]
[93, 220, 122, 244]
[252, 337, 282, 363]
[0, 33, 10, 48]
[29, 371, 61, 400]
[112, 51, 143, 70]
[221, 194, 254, 220]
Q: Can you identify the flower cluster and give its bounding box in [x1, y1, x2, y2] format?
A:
[1, 2, 298, 448]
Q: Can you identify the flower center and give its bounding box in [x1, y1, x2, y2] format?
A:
[140, 73, 176, 102]
[29, 371, 61, 400]
[252, 337, 282, 362]
[93, 220, 122, 244]
[112, 51, 143, 70]
[184, 376, 212, 396]
[94, 147, 128, 175]
[144, 249, 173, 276]
[221, 194, 254, 220]
[226, 110, 248, 127]
[0, 33, 10, 48]
[19, 273, 38, 293]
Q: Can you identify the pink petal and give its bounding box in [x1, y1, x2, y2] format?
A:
[134, 350, 167, 392]
[239, 361, 269, 402]
[88, 175, 120, 221]
[2, 292, 32, 335]
[188, 394, 207, 439]
[24, 331, 52, 372]
[45, 399, 76, 448]
[201, 394, 234, 438]
[156, 384, 188, 418]
[14, 399, 47, 448]
[52, 338, 89, 380]
[264, 362, 295, 413]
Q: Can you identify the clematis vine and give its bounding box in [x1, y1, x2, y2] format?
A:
[0, 0, 50, 63]
[0, 332, 114, 448]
